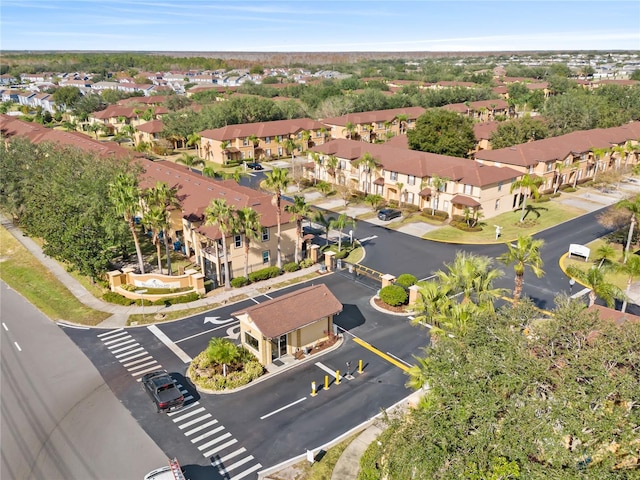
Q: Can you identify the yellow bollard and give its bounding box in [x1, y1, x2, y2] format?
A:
[335, 370, 341, 385]
[358, 359, 363, 374]
[324, 375, 330, 390]
[311, 381, 317, 397]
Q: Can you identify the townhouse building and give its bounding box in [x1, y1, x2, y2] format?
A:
[474, 122, 640, 194]
[442, 99, 513, 122]
[88, 104, 169, 134]
[321, 106, 426, 143]
[309, 139, 522, 221]
[198, 118, 328, 165]
[137, 158, 297, 287]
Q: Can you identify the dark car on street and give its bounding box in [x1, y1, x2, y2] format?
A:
[246, 162, 263, 170]
[141, 370, 184, 413]
[377, 208, 402, 221]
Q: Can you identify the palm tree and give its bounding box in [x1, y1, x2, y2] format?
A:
[510, 173, 544, 223]
[177, 153, 204, 172]
[204, 198, 234, 290]
[571, 159, 582, 188]
[310, 152, 321, 185]
[263, 167, 291, 268]
[409, 280, 453, 328]
[224, 167, 249, 183]
[220, 140, 231, 164]
[365, 194, 384, 212]
[108, 173, 146, 274]
[498, 235, 545, 302]
[186, 133, 201, 155]
[594, 243, 617, 269]
[359, 152, 378, 194]
[284, 195, 311, 264]
[145, 181, 181, 275]
[618, 254, 640, 312]
[326, 155, 339, 182]
[202, 165, 219, 179]
[430, 176, 447, 215]
[300, 130, 311, 150]
[330, 214, 356, 252]
[247, 134, 259, 160]
[343, 121, 357, 140]
[566, 264, 626, 308]
[142, 205, 168, 274]
[87, 123, 100, 140]
[553, 162, 569, 194]
[206, 337, 239, 377]
[235, 207, 262, 279]
[395, 182, 405, 207]
[616, 195, 640, 263]
[312, 210, 333, 246]
[590, 147, 610, 184]
[395, 114, 408, 134]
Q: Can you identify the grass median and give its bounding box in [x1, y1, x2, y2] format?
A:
[423, 201, 587, 243]
[0, 226, 110, 325]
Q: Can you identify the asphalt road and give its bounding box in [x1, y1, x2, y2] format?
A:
[0, 281, 168, 480]
[62, 274, 427, 476]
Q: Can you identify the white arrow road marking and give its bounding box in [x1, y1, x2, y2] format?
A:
[204, 316, 235, 325]
[359, 235, 378, 243]
[225, 325, 240, 340]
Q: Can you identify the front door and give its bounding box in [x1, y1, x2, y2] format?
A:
[270, 334, 288, 361]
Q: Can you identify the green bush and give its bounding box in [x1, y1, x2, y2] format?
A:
[396, 273, 417, 289]
[334, 249, 350, 259]
[148, 292, 200, 306]
[379, 284, 408, 306]
[421, 209, 449, 220]
[550, 192, 562, 198]
[188, 351, 265, 391]
[283, 262, 301, 272]
[560, 185, 577, 192]
[248, 266, 282, 282]
[299, 258, 315, 268]
[102, 291, 135, 305]
[231, 276, 249, 288]
[533, 195, 551, 203]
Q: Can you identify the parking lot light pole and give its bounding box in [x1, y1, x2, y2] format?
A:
[569, 278, 575, 296]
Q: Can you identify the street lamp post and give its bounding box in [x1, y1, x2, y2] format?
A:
[135, 289, 148, 321]
[569, 278, 575, 297]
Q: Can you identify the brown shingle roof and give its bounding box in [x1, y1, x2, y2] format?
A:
[232, 284, 342, 338]
[451, 194, 481, 207]
[136, 119, 164, 133]
[321, 106, 425, 127]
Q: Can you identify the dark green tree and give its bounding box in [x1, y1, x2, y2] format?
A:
[407, 109, 476, 157]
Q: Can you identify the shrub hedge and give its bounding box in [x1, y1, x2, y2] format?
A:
[299, 258, 315, 268]
[283, 262, 301, 272]
[102, 291, 135, 305]
[379, 284, 408, 306]
[396, 273, 418, 289]
[248, 266, 282, 282]
[231, 276, 249, 288]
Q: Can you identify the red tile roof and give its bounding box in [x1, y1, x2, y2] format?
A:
[136, 119, 164, 134]
[136, 159, 292, 240]
[321, 106, 426, 127]
[232, 284, 342, 338]
[199, 118, 326, 141]
[475, 122, 640, 167]
[473, 122, 499, 141]
[312, 139, 521, 187]
[451, 194, 481, 207]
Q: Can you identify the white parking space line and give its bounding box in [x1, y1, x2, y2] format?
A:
[122, 355, 153, 367]
[315, 361, 336, 376]
[97, 328, 123, 338]
[14, 342, 21, 352]
[260, 397, 306, 420]
[178, 414, 213, 430]
[175, 323, 237, 344]
[171, 407, 206, 423]
[229, 463, 262, 480]
[199, 433, 233, 452]
[147, 324, 192, 363]
[190, 425, 225, 443]
[115, 347, 144, 358]
[249, 297, 260, 304]
[184, 419, 218, 436]
[2, 323, 8, 331]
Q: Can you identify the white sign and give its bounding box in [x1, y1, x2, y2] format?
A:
[134, 278, 181, 289]
[569, 244, 590, 261]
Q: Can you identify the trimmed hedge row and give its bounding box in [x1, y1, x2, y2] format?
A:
[102, 290, 200, 306]
[379, 284, 408, 306]
[248, 266, 282, 283]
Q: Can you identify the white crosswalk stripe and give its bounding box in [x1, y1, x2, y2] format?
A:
[98, 329, 262, 478]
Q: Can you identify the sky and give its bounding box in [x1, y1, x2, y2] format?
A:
[1, 0, 639, 53]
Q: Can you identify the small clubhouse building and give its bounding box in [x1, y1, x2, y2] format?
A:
[232, 284, 343, 366]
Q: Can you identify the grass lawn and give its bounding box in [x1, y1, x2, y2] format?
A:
[562, 238, 629, 291]
[423, 201, 587, 243]
[0, 226, 110, 325]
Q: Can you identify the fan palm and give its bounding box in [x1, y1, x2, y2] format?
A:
[566, 264, 626, 308]
[285, 195, 311, 263]
[263, 167, 291, 268]
[498, 235, 545, 302]
[204, 199, 234, 290]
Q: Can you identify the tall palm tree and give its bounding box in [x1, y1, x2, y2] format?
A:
[142, 205, 169, 274]
[395, 182, 405, 207]
[284, 195, 311, 263]
[498, 235, 545, 302]
[590, 147, 610, 184]
[300, 130, 311, 150]
[618, 254, 640, 312]
[330, 213, 356, 252]
[510, 173, 544, 223]
[235, 207, 262, 279]
[263, 167, 291, 268]
[343, 121, 357, 140]
[395, 114, 408, 134]
[108, 173, 146, 274]
[571, 159, 582, 188]
[312, 210, 333, 246]
[220, 140, 231, 164]
[616, 195, 640, 263]
[326, 155, 339, 182]
[566, 264, 626, 308]
[186, 133, 201, 155]
[553, 162, 569, 194]
[204, 198, 234, 290]
[247, 134, 259, 160]
[145, 181, 181, 275]
[359, 152, 378, 194]
[177, 152, 204, 172]
[310, 152, 321, 185]
[430, 176, 447, 215]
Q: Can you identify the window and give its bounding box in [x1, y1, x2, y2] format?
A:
[407, 175, 416, 186]
[464, 184, 473, 195]
[495, 199, 500, 210]
[443, 200, 450, 211]
[262, 250, 270, 264]
[546, 162, 553, 172]
[390, 171, 398, 181]
[406, 192, 415, 204]
[242, 137, 249, 146]
[339, 160, 347, 170]
[528, 166, 534, 174]
[241, 151, 246, 159]
[244, 332, 259, 351]
[277, 135, 283, 142]
[316, 130, 322, 137]
[297, 132, 302, 139]
[261, 227, 269, 242]
[377, 122, 384, 129]
[265, 148, 271, 157]
[234, 235, 242, 248]
[265, 136, 271, 144]
[278, 147, 283, 156]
